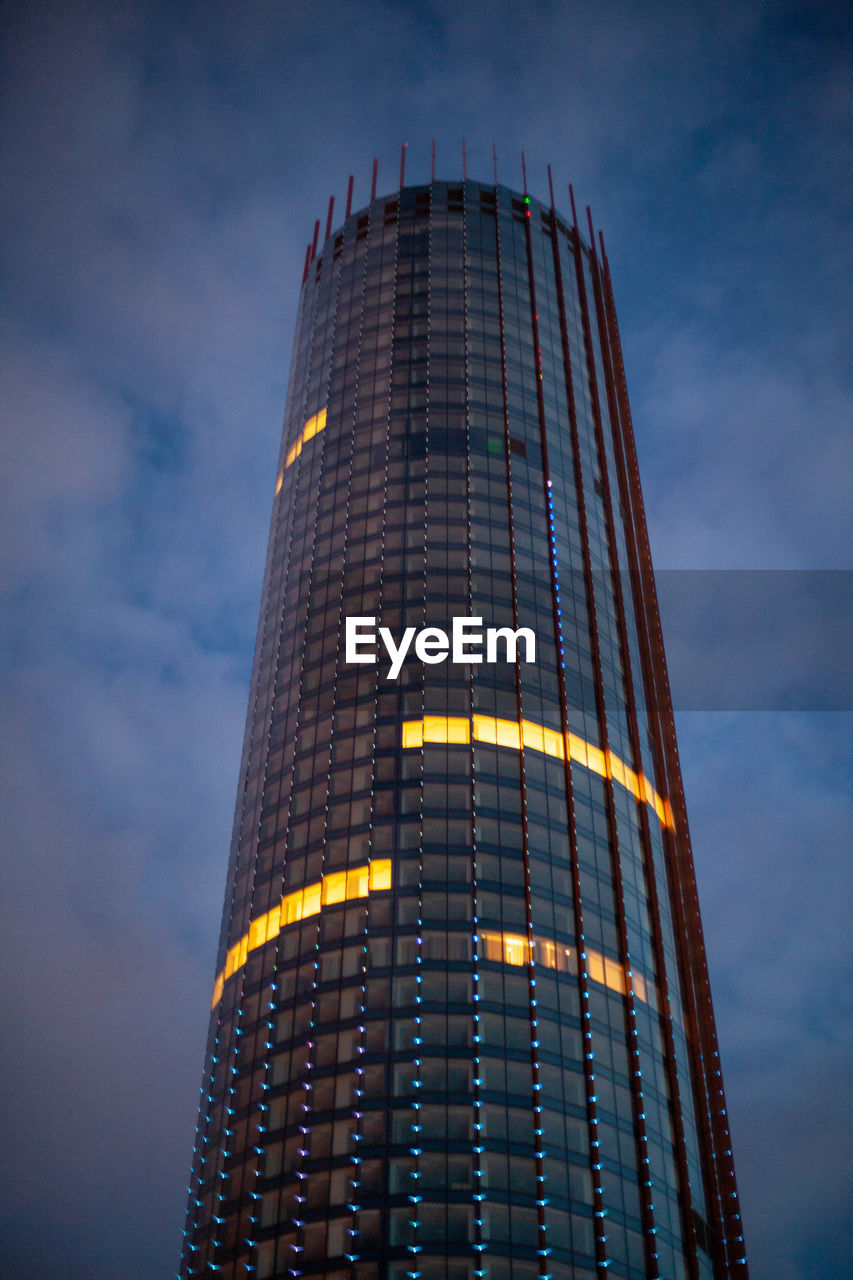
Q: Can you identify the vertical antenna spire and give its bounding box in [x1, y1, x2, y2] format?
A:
[493, 142, 498, 185]
[345, 174, 354, 219]
[431, 138, 436, 183]
[399, 142, 407, 190]
[547, 164, 555, 210]
[324, 195, 335, 241]
[586, 206, 597, 260]
[521, 150, 528, 195]
[370, 157, 378, 202]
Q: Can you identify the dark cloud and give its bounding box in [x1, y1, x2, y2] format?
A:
[1, 2, 850, 1277]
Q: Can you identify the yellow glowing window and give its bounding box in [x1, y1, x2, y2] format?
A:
[616, 758, 640, 802]
[347, 865, 369, 898]
[284, 407, 327, 469]
[607, 751, 626, 788]
[248, 914, 268, 953]
[302, 881, 322, 916]
[422, 715, 470, 745]
[503, 932, 531, 966]
[401, 720, 424, 748]
[495, 718, 522, 750]
[604, 956, 625, 995]
[402, 716, 673, 829]
[587, 951, 605, 986]
[265, 903, 281, 941]
[535, 940, 577, 974]
[624, 765, 640, 800]
[478, 928, 646, 1003]
[323, 870, 349, 906]
[586, 743, 607, 779]
[275, 472, 283, 495]
[446, 717, 470, 744]
[480, 931, 506, 963]
[471, 714, 498, 745]
[211, 857, 391, 1007]
[369, 860, 392, 891]
[480, 929, 531, 968]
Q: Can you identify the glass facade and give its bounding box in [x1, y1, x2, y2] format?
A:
[179, 180, 747, 1280]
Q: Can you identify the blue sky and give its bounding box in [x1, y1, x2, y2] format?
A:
[1, 2, 850, 1277]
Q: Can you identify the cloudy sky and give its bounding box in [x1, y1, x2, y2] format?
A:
[1, 2, 850, 1277]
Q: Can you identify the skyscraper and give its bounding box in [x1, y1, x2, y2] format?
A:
[180, 171, 747, 1280]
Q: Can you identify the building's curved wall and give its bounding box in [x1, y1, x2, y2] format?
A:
[180, 181, 745, 1280]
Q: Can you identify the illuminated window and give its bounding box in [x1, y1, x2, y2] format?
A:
[581, 740, 607, 780]
[322, 870, 349, 905]
[502, 932, 531, 966]
[211, 857, 391, 1006]
[471, 713, 499, 746]
[535, 938, 558, 970]
[604, 955, 625, 996]
[284, 406, 328, 469]
[541, 726, 566, 759]
[265, 903, 281, 940]
[401, 720, 424, 749]
[248, 914, 268, 952]
[347, 865, 369, 897]
[607, 751, 627, 789]
[369, 861, 392, 892]
[480, 926, 647, 1004]
[302, 882, 322, 916]
[422, 715, 470, 745]
[403, 715, 673, 828]
[587, 951, 606, 986]
[480, 930, 505, 964]
[472, 714, 523, 751]
[280, 890, 301, 927]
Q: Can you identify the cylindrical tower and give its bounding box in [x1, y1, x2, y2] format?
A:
[180, 178, 746, 1280]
